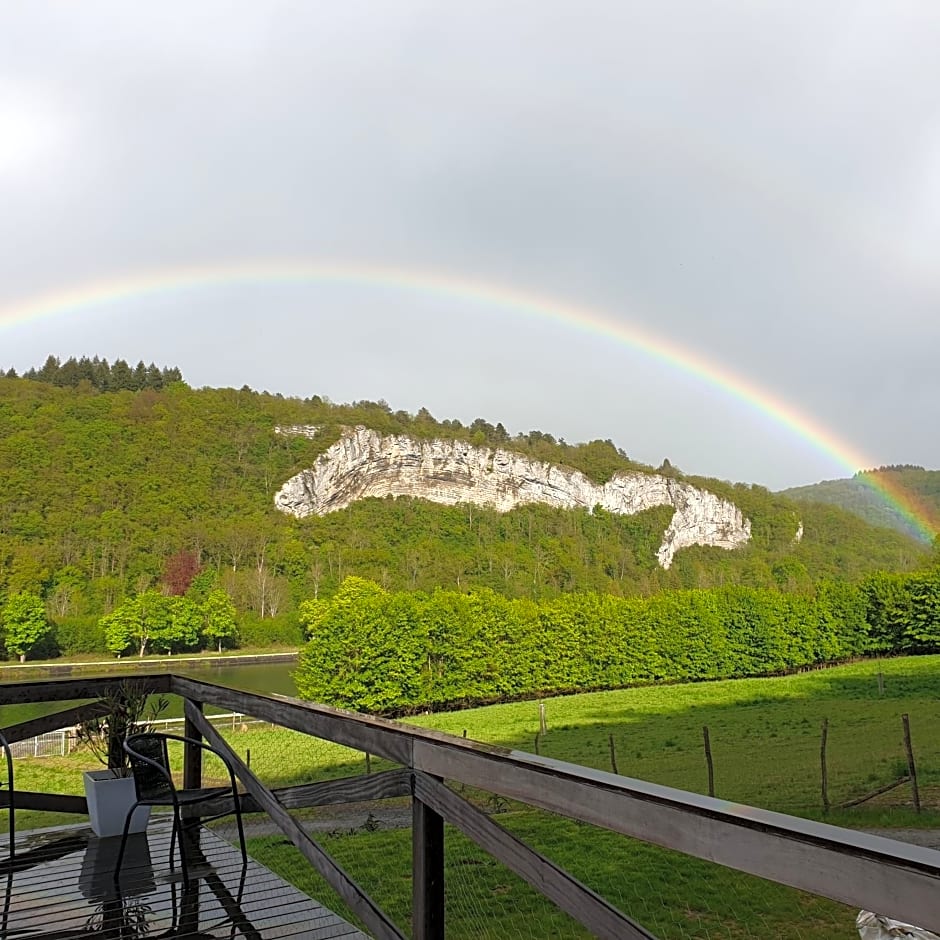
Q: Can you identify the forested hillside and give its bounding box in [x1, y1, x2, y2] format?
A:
[0, 375, 929, 658]
[781, 466, 940, 543]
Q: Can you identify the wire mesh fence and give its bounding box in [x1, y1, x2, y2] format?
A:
[203, 717, 414, 938]
[428, 700, 940, 818]
[231, 775, 869, 940]
[442, 799, 865, 940]
[195, 716, 886, 940]
[9, 707, 928, 937]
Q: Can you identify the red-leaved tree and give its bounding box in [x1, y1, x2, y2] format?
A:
[162, 549, 201, 596]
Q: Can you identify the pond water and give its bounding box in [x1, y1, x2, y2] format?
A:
[174, 660, 298, 699]
[0, 659, 300, 727]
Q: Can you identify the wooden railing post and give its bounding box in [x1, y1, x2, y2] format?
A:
[183, 699, 204, 790]
[412, 774, 445, 940]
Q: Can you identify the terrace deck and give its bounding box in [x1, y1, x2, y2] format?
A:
[0, 817, 368, 939]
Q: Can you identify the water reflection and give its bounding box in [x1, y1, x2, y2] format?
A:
[3, 822, 259, 939]
[0, 659, 299, 726]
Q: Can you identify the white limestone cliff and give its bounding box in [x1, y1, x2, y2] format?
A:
[274, 426, 751, 568]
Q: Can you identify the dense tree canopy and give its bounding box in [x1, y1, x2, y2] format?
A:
[782, 468, 940, 543]
[295, 566, 940, 713]
[4, 355, 184, 392]
[1, 592, 50, 662]
[0, 374, 931, 659]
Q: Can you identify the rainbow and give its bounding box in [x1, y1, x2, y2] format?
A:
[0, 260, 935, 542]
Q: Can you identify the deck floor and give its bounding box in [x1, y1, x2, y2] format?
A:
[0, 817, 369, 939]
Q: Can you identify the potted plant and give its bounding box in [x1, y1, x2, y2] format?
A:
[75, 680, 168, 838]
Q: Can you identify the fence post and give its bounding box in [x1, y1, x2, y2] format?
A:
[901, 714, 920, 814]
[820, 718, 830, 814]
[413, 774, 445, 940]
[608, 734, 619, 776]
[703, 726, 715, 798]
[539, 702, 547, 734]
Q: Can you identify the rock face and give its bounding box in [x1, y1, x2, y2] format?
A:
[274, 427, 751, 568]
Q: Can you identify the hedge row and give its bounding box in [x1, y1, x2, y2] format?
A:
[294, 577, 873, 713]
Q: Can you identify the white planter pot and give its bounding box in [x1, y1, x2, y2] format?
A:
[83, 770, 151, 839]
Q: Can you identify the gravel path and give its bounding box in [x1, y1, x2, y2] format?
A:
[863, 829, 940, 850]
[233, 803, 413, 841]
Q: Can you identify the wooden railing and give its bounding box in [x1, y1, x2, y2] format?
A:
[2, 674, 940, 939]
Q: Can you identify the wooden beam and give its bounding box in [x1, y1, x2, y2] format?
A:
[838, 777, 909, 810]
[412, 740, 940, 931]
[412, 776, 445, 940]
[1, 701, 110, 744]
[171, 675, 414, 766]
[183, 698, 204, 791]
[0, 790, 87, 814]
[413, 773, 654, 940]
[184, 701, 406, 940]
[186, 768, 412, 818]
[0, 674, 171, 706]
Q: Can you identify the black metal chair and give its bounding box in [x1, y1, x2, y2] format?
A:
[115, 733, 246, 888]
[0, 729, 15, 940]
[0, 730, 14, 861]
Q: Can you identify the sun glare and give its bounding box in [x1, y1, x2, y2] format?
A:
[0, 89, 61, 177]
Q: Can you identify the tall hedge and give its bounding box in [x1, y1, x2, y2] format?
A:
[295, 573, 932, 713]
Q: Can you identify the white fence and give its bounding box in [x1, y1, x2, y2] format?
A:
[10, 731, 71, 759]
[146, 712, 266, 734]
[10, 712, 265, 760]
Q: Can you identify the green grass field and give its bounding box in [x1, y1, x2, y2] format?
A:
[407, 654, 940, 818]
[247, 812, 864, 939]
[7, 655, 940, 938]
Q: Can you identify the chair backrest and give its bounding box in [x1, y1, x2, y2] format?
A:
[125, 734, 175, 802]
[0, 730, 13, 858]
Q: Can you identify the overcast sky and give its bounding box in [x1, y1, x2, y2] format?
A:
[1, 2, 938, 490]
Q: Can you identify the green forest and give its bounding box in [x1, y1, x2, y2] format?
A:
[0, 366, 934, 674]
[782, 465, 940, 543]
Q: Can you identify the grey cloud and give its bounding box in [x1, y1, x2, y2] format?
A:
[1, 1, 938, 489]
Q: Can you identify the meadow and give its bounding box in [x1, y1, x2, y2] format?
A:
[407, 654, 940, 816]
[8, 655, 940, 938]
